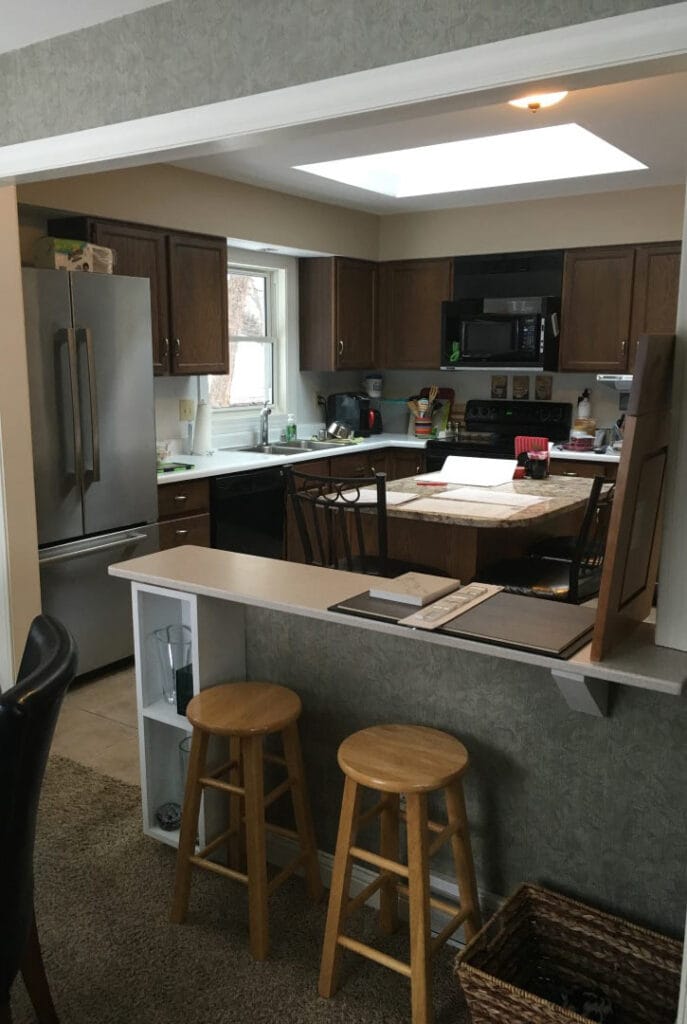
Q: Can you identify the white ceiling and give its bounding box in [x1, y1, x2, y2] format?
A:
[0, 0, 167, 54]
[174, 71, 687, 214]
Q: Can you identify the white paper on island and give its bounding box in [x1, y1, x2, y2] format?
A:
[338, 488, 419, 506]
[434, 487, 547, 507]
[415, 456, 518, 488]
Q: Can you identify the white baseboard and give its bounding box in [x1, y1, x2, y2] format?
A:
[266, 832, 502, 949]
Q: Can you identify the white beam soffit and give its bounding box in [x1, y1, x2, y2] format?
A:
[1, 4, 687, 183]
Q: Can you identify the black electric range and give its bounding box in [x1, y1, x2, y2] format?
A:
[425, 399, 572, 471]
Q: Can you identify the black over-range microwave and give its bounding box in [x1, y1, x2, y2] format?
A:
[440, 296, 561, 370]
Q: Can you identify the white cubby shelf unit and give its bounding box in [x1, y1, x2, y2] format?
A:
[131, 582, 247, 849]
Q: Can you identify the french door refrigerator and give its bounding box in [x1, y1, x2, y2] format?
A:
[23, 268, 159, 674]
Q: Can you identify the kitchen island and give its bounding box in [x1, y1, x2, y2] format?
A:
[287, 472, 600, 582]
[109, 547, 687, 941]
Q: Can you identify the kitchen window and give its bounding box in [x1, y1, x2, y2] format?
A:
[208, 267, 277, 410]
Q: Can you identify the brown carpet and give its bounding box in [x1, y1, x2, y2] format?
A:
[12, 757, 468, 1023]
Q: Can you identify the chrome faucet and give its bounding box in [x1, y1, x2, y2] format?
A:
[259, 401, 272, 444]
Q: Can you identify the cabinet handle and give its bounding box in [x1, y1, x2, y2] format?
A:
[562, 471, 578, 477]
[163, 337, 170, 360]
[620, 338, 627, 352]
[174, 529, 188, 537]
[175, 337, 181, 358]
[173, 494, 188, 502]
[337, 339, 344, 357]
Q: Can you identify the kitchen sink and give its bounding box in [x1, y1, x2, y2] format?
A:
[224, 439, 356, 455]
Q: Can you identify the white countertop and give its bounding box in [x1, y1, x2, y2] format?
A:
[158, 432, 619, 484]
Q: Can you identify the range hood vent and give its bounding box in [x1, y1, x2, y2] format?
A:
[596, 374, 633, 392]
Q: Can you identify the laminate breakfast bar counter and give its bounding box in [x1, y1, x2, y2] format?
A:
[109, 546, 687, 940]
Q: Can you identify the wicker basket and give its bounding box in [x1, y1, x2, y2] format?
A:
[455, 884, 681, 1024]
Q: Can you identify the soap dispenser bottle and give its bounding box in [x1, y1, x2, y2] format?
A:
[577, 388, 591, 419]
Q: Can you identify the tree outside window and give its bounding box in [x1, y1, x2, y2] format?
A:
[208, 269, 274, 409]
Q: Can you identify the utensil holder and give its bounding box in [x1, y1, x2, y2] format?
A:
[414, 416, 432, 437]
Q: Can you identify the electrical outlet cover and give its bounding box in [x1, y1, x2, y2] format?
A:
[179, 398, 195, 421]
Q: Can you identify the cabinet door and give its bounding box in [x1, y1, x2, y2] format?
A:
[335, 259, 377, 369]
[331, 452, 373, 478]
[379, 259, 453, 369]
[559, 247, 635, 372]
[167, 234, 229, 374]
[628, 242, 681, 372]
[387, 448, 426, 480]
[91, 221, 171, 375]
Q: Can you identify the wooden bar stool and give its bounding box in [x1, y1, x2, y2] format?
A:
[319, 724, 482, 1024]
[171, 682, 322, 959]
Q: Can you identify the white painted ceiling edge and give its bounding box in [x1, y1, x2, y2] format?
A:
[1, 4, 687, 183]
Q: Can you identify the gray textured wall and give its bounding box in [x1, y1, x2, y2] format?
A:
[0, 0, 677, 145]
[246, 607, 687, 936]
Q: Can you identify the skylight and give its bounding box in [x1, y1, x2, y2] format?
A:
[294, 124, 647, 197]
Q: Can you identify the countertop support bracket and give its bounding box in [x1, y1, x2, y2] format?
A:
[550, 669, 610, 717]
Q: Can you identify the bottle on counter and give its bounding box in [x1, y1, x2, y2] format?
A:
[577, 388, 592, 419]
[286, 413, 297, 441]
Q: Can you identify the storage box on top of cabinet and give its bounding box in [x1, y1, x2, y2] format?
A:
[455, 884, 681, 1024]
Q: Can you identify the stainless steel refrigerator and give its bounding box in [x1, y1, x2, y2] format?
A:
[23, 268, 159, 674]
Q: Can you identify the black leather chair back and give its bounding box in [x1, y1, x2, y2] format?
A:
[0, 615, 77, 1001]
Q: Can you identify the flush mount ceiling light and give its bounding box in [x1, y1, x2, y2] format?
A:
[294, 124, 646, 198]
[509, 91, 568, 112]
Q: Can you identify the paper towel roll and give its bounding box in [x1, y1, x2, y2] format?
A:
[192, 400, 212, 455]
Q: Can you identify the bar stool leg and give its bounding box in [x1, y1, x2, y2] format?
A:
[282, 722, 323, 902]
[318, 776, 362, 999]
[445, 782, 482, 941]
[243, 733, 269, 960]
[406, 792, 433, 1024]
[227, 734, 244, 872]
[378, 793, 400, 934]
[171, 728, 209, 923]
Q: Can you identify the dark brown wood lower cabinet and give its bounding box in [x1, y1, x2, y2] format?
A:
[159, 513, 211, 550]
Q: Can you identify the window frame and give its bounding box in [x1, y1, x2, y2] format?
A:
[208, 264, 278, 413]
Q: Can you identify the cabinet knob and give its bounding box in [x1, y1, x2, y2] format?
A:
[337, 339, 344, 356]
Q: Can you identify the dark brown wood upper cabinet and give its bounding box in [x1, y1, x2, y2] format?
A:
[47, 215, 229, 376]
[89, 221, 171, 374]
[299, 257, 377, 371]
[378, 259, 453, 369]
[628, 242, 681, 372]
[167, 233, 229, 374]
[559, 247, 636, 373]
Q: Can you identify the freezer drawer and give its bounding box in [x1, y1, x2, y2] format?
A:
[39, 526, 159, 675]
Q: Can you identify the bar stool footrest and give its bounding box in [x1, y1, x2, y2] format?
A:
[337, 935, 411, 977]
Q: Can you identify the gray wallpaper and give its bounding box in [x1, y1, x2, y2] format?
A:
[0, 0, 677, 145]
[245, 607, 687, 936]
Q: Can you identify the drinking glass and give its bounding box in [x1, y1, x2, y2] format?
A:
[153, 623, 192, 705]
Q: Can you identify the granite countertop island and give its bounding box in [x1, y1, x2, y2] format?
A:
[380, 474, 598, 528]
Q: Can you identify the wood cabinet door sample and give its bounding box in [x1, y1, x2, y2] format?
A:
[379, 259, 453, 369]
[628, 242, 681, 372]
[92, 220, 171, 375]
[559, 247, 635, 372]
[335, 258, 377, 369]
[167, 233, 229, 374]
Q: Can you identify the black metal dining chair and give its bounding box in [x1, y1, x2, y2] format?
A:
[478, 476, 614, 604]
[0, 615, 78, 1024]
[284, 464, 445, 578]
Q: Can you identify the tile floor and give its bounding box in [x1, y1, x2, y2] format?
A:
[52, 664, 140, 786]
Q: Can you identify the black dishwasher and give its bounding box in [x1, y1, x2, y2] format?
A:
[210, 468, 286, 558]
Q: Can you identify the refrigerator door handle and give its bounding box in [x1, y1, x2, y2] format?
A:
[62, 327, 85, 491]
[80, 327, 101, 482]
[38, 531, 148, 566]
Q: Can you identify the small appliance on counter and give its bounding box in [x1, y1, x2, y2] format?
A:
[325, 392, 383, 436]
